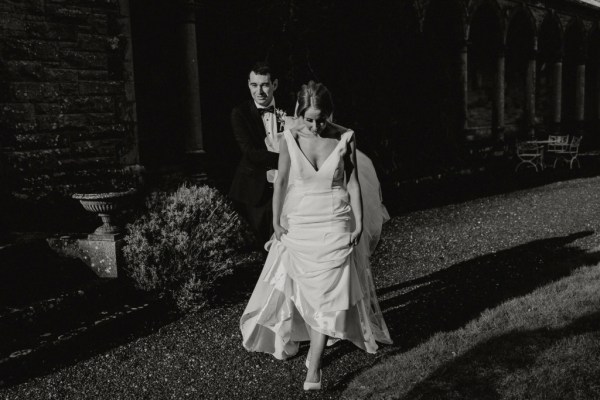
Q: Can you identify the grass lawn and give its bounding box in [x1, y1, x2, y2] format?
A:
[343, 261, 600, 400]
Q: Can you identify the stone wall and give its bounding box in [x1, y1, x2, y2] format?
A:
[0, 0, 139, 229]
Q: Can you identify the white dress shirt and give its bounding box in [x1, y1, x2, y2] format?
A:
[255, 99, 281, 183]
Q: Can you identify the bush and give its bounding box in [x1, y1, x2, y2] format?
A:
[122, 184, 252, 311]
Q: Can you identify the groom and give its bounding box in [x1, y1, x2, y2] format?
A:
[229, 61, 284, 246]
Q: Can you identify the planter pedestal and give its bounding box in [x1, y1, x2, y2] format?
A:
[76, 235, 123, 278]
[47, 234, 123, 278]
[58, 189, 137, 278]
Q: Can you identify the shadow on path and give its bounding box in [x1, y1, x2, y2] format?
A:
[327, 231, 600, 391]
[0, 239, 97, 310]
[0, 239, 181, 388]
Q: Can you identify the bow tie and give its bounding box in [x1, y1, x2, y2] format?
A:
[258, 106, 275, 115]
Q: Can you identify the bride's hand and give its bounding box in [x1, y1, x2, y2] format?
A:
[350, 228, 362, 247]
[274, 223, 288, 241]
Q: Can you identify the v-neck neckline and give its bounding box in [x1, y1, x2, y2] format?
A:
[292, 133, 344, 173]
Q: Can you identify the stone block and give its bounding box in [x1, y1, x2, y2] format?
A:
[45, 5, 90, 23]
[71, 138, 119, 157]
[11, 122, 37, 133]
[3, 61, 43, 81]
[1, 0, 45, 14]
[58, 82, 79, 95]
[44, 68, 79, 82]
[60, 49, 107, 69]
[47, 235, 122, 278]
[8, 82, 43, 101]
[61, 96, 114, 113]
[72, 123, 127, 141]
[35, 115, 60, 131]
[82, 14, 109, 35]
[0, 12, 27, 32]
[79, 81, 122, 95]
[2, 61, 76, 82]
[78, 70, 109, 81]
[35, 103, 62, 115]
[6, 148, 70, 172]
[13, 132, 70, 150]
[25, 21, 78, 41]
[7, 82, 67, 101]
[77, 33, 110, 51]
[0, 103, 35, 123]
[59, 114, 92, 129]
[41, 83, 61, 99]
[2, 38, 59, 61]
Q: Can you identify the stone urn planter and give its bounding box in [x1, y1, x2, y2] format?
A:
[72, 189, 137, 237]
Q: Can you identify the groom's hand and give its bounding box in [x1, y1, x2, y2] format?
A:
[286, 118, 308, 136]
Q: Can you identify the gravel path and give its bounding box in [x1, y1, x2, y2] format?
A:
[2, 176, 600, 400]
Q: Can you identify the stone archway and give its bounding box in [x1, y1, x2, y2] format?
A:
[128, 0, 203, 171]
[537, 13, 563, 132]
[467, 1, 503, 138]
[585, 26, 600, 144]
[421, 0, 466, 159]
[562, 19, 586, 133]
[505, 7, 536, 138]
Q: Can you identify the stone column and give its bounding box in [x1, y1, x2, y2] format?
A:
[118, 0, 140, 164]
[493, 46, 505, 141]
[597, 67, 600, 121]
[177, 0, 204, 153]
[575, 63, 586, 130]
[525, 43, 537, 138]
[552, 59, 563, 132]
[460, 40, 469, 131]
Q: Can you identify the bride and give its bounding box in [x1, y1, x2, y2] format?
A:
[240, 81, 392, 391]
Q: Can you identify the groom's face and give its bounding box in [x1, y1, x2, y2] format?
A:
[248, 72, 278, 107]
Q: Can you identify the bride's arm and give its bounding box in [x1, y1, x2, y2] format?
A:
[272, 137, 291, 240]
[347, 134, 363, 247]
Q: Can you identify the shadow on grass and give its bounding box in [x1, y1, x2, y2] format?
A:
[403, 311, 600, 400]
[327, 230, 600, 390]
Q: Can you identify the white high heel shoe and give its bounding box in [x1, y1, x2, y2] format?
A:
[303, 369, 322, 391]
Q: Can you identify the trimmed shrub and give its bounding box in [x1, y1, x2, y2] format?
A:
[122, 184, 252, 311]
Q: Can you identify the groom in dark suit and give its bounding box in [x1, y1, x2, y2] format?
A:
[229, 62, 282, 246]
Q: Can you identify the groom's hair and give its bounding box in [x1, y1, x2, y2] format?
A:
[249, 61, 275, 80]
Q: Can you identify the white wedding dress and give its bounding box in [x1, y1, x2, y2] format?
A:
[240, 128, 392, 359]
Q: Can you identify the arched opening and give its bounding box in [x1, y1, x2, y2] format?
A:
[585, 28, 600, 145]
[467, 2, 503, 133]
[536, 14, 562, 130]
[421, 0, 465, 166]
[505, 9, 535, 136]
[129, 0, 187, 169]
[562, 20, 586, 132]
[360, 2, 425, 178]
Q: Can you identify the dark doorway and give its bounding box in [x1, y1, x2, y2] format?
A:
[129, 0, 187, 170]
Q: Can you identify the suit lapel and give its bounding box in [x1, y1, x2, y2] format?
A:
[247, 100, 267, 141]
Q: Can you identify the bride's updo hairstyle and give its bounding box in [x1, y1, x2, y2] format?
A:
[296, 81, 334, 118]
